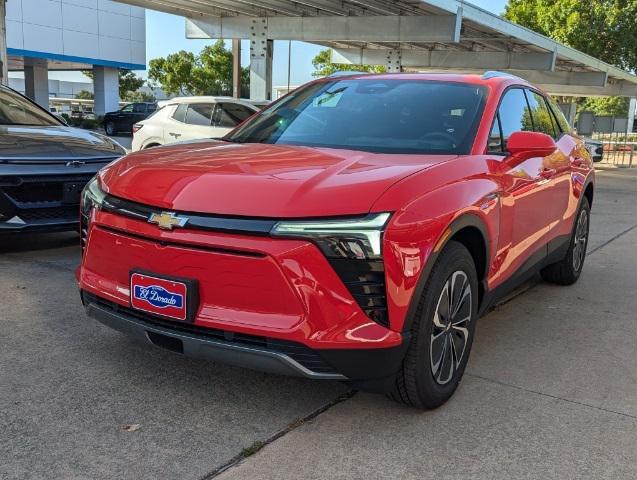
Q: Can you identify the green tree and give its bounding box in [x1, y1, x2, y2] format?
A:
[579, 96, 629, 117]
[122, 90, 156, 103]
[75, 90, 94, 100]
[83, 70, 145, 99]
[148, 40, 249, 97]
[311, 49, 386, 77]
[504, 0, 637, 117]
[504, 1, 637, 71]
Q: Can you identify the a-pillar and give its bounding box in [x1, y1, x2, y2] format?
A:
[93, 66, 120, 116]
[249, 19, 272, 101]
[24, 59, 49, 109]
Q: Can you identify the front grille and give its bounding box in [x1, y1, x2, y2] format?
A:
[329, 259, 389, 328]
[18, 205, 78, 221]
[0, 175, 93, 204]
[82, 292, 337, 375]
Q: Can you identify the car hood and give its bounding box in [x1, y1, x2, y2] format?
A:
[100, 141, 456, 217]
[0, 125, 125, 162]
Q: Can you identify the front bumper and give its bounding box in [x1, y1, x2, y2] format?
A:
[82, 290, 408, 386]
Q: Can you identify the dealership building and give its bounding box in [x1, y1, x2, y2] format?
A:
[5, 0, 146, 115]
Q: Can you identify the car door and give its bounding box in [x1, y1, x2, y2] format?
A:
[524, 90, 573, 242]
[488, 87, 555, 282]
[115, 104, 134, 130]
[212, 102, 258, 135]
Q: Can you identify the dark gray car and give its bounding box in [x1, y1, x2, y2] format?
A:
[0, 86, 125, 233]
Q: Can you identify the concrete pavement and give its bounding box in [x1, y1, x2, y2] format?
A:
[1, 168, 637, 479]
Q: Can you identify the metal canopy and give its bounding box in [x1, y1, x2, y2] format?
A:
[116, 0, 637, 97]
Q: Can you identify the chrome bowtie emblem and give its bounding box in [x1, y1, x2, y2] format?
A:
[66, 160, 85, 168]
[148, 211, 188, 230]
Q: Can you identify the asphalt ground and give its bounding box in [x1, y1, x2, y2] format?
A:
[1, 167, 636, 479]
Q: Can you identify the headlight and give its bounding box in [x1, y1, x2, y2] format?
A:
[271, 212, 391, 259]
[81, 176, 106, 217]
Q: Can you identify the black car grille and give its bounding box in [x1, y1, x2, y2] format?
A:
[329, 259, 389, 328]
[19, 205, 78, 221]
[82, 291, 338, 375]
[0, 174, 92, 226]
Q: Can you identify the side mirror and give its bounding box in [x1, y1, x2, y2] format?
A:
[506, 131, 557, 160]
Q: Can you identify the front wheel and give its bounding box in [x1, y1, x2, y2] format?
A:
[389, 241, 478, 409]
[541, 197, 590, 285]
[104, 121, 116, 136]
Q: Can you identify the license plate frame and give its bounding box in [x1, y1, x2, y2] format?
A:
[129, 270, 199, 323]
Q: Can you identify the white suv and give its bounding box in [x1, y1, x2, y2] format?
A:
[131, 96, 259, 152]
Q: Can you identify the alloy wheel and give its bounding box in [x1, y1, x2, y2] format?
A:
[572, 209, 589, 272]
[430, 271, 472, 385]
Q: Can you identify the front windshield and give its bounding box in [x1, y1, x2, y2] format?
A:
[225, 79, 487, 154]
[0, 88, 59, 126]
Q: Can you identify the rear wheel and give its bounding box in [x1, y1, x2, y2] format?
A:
[389, 241, 478, 409]
[104, 121, 116, 136]
[541, 197, 590, 285]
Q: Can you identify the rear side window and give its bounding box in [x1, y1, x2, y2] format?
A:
[133, 103, 146, 113]
[526, 90, 557, 138]
[214, 103, 256, 128]
[172, 103, 187, 122]
[185, 103, 214, 126]
[496, 88, 533, 149]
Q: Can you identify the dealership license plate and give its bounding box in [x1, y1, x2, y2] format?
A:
[130, 272, 194, 321]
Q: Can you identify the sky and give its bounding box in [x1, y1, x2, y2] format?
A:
[47, 0, 508, 86]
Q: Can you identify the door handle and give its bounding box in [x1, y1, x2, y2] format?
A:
[539, 168, 557, 179]
[169, 132, 182, 138]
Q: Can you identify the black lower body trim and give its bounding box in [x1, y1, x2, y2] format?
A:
[81, 291, 407, 387]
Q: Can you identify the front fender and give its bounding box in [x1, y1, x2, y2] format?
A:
[374, 162, 500, 333]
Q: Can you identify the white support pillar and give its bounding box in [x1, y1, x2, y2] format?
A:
[0, 0, 7, 85]
[628, 97, 637, 133]
[24, 59, 49, 109]
[93, 66, 120, 116]
[249, 18, 272, 101]
[386, 49, 402, 73]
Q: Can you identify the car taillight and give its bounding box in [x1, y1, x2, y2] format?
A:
[132, 123, 143, 133]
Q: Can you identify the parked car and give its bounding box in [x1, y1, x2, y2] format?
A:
[78, 72, 594, 409]
[131, 97, 258, 151]
[0, 85, 125, 233]
[103, 102, 157, 136]
[584, 138, 603, 162]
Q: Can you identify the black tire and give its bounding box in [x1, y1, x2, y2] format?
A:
[389, 241, 479, 409]
[104, 121, 116, 136]
[541, 197, 590, 285]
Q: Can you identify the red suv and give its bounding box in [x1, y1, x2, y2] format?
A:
[78, 72, 594, 409]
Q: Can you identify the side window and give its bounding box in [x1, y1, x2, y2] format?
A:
[185, 103, 214, 126]
[121, 104, 134, 113]
[172, 103, 187, 122]
[525, 90, 557, 137]
[147, 104, 157, 113]
[546, 96, 572, 134]
[214, 103, 256, 128]
[488, 114, 503, 152]
[133, 103, 145, 113]
[497, 88, 533, 148]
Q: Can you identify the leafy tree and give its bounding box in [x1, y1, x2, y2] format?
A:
[83, 69, 145, 99]
[75, 90, 94, 100]
[579, 96, 629, 117]
[311, 49, 386, 77]
[148, 40, 249, 97]
[504, 1, 637, 71]
[122, 90, 156, 103]
[504, 0, 637, 117]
